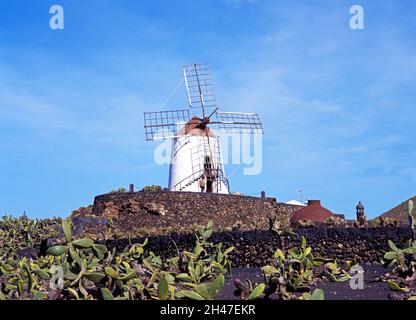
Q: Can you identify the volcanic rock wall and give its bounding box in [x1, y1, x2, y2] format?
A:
[100, 227, 413, 267]
[91, 191, 302, 235]
[77, 191, 415, 267]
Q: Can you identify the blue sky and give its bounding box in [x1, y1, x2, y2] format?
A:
[0, 0, 415, 219]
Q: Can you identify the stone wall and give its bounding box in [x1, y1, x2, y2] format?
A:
[91, 191, 302, 235]
[73, 191, 414, 268]
[100, 227, 414, 267]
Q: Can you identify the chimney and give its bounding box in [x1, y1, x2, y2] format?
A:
[129, 184, 134, 193]
[356, 201, 365, 224]
[307, 200, 321, 206]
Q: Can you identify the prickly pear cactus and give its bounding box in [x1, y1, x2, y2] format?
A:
[409, 200, 414, 230]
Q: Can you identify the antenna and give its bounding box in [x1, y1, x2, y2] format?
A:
[297, 189, 304, 204]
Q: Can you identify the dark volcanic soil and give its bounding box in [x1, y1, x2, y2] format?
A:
[313, 264, 390, 300]
[218, 264, 391, 300]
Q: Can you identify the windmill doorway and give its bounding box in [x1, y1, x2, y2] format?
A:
[204, 155, 214, 193]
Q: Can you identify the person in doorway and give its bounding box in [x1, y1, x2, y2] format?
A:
[199, 176, 206, 193]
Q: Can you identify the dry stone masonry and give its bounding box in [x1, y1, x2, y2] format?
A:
[97, 227, 413, 267]
[91, 191, 301, 235]
[65, 191, 415, 267]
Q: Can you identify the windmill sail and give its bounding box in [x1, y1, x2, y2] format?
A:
[144, 109, 190, 141]
[213, 111, 264, 134]
[182, 63, 217, 117]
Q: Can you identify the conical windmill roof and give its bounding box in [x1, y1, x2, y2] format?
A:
[177, 116, 215, 137]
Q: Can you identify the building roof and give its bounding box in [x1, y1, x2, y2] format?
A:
[379, 195, 416, 223]
[285, 200, 306, 206]
[291, 200, 334, 223]
[177, 116, 215, 137]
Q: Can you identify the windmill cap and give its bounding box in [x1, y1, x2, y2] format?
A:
[177, 116, 215, 137]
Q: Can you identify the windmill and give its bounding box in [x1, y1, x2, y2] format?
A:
[144, 63, 263, 194]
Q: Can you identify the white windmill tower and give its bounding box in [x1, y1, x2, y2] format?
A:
[144, 63, 263, 194]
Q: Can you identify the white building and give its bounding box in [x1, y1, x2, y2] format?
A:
[285, 200, 307, 206]
[168, 116, 229, 194]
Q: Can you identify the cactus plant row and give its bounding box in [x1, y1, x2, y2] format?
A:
[0, 218, 233, 300]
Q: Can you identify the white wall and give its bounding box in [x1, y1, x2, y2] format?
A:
[168, 135, 229, 194]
